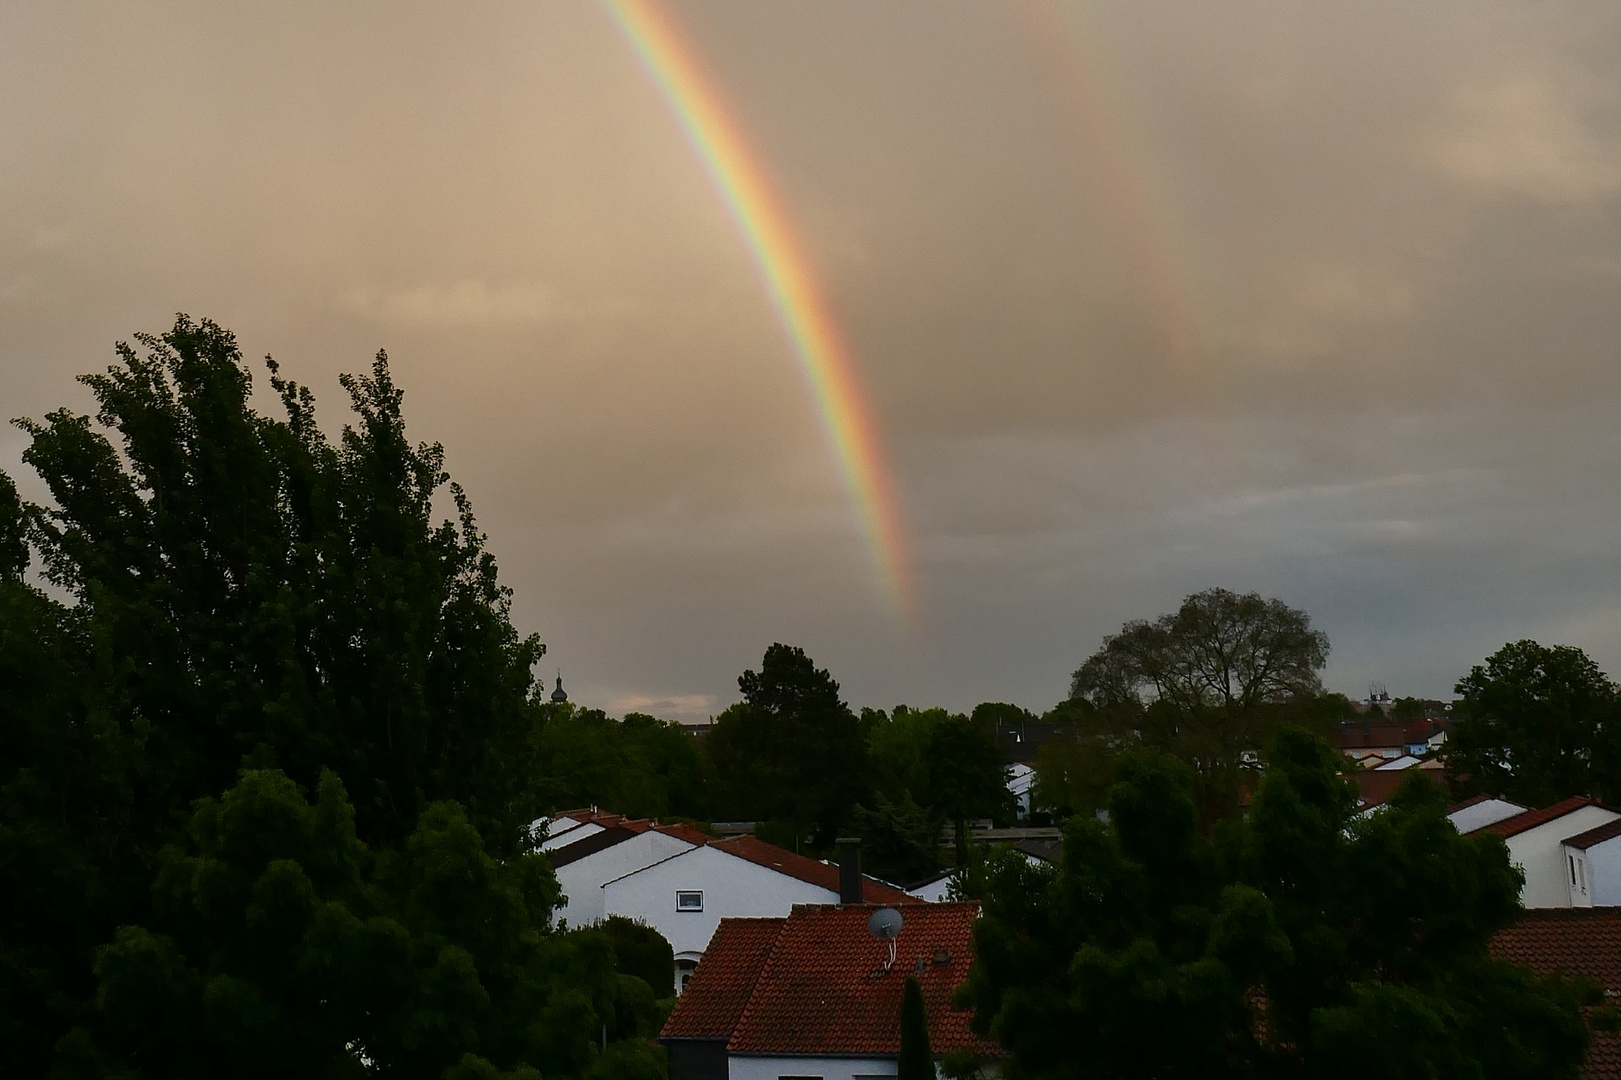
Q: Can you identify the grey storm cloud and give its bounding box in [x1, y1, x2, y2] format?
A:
[3, 0, 1620, 719]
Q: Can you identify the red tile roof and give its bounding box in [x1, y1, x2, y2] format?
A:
[720, 902, 997, 1057]
[1486, 797, 1601, 838]
[711, 835, 919, 905]
[1491, 908, 1621, 1080]
[1567, 818, 1621, 851]
[1354, 769, 1438, 810]
[661, 918, 785, 1040]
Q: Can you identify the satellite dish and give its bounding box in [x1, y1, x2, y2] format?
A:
[867, 907, 904, 941]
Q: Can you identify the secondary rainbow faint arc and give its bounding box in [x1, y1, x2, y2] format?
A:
[602, 0, 914, 619]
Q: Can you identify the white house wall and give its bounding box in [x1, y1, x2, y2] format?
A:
[728, 1055, 898, 1080]
[1583, 835, 1621, 906]
[603, 845, 837, 960]
[554, 831, 698, 928]
[1505, 806, 1621, 908]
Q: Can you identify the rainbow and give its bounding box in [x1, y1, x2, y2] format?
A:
[1012, 0, 1219, 409]
[602, 0, 914, 619]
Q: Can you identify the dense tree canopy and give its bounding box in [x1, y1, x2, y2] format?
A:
[704, 643, 870, 845]
[955, 729, 1604, 1080]
[1066, 588, 1338, 820]
[0, 318, 659, 1077]
[1447, 640, 1621, 806]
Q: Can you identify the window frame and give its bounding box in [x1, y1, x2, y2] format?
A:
[675, 889, 704, 912]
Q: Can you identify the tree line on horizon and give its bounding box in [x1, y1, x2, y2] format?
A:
[4, 317, 1617, 1078]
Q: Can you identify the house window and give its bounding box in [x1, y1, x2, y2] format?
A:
[676, 890, 703, 912]
[1571, 855, 1579, 886]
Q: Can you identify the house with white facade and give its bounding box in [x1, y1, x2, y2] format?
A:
[602, 836, 915, 992]
[1008, 762, 1036, 818]
[1465, 797, 1621, 908]
[549, 818, 712, 929]
[1561, 818, 1621, 907]
[660, 902, 998, 1080]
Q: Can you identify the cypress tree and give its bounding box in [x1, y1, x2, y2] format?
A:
[898, 975, 933, 1080]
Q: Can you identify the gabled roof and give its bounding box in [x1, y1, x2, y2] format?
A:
[661, 918, 785, 1040]
[1353, 769, 1434, 810]
[1486, 797, 1602, 838]
[1491, 908, 1621, 1080]
[1565, 817, 1621, 851]
[547, 817, 711, 867]
[724, 902, 997, 1057]
[709, 835, 918, 905]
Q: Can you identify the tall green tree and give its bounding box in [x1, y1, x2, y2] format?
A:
[1069, 588, 1334, 820]
[0, 317, 657, 1077]
[704, 644, 870, 845]
[956, 729, 1602, 1080]
[897, 975, 934, 1080]
[1447, 640, 1621, 806]
[850, 792, 942, 886]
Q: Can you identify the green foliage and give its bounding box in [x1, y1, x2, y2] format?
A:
[897, 975, 934, 1080]
[0, 317, 657, 1077]
[1448, 640, 1621, 806]
[851, 792, 942, 886]
[705, 644, 870, 845]
[597, 916, 676, 999]
[868, 705, 1011, 864]
[530, 704, 707, 820]
[1067, 588, 1335, 821]
[957, 727, 1600, 1079]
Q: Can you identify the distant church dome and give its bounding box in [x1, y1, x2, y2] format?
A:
[550, 675, 568, 704]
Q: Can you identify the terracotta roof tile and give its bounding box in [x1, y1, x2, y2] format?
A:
[652, 821, 715, 846]
[726, 902, 998, 1057]
[1354, 769, 1438, 810]
[1487, 797, 1600, 838]
[711, 835, 919, 905]
[1491, 908, 1621, 1080]
[661, 918, 785, 1040]
[1566, 819, 1621, 851]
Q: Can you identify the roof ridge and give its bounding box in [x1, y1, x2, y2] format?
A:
[1564, 816, 1621, 850]
[1487, 796, 1609, 838]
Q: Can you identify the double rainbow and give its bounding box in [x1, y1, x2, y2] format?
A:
[603, 0, 914, 620]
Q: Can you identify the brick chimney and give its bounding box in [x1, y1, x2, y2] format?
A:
[836, 837, 863, 904]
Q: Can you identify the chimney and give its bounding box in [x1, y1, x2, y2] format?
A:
[836, 837, 863, 904]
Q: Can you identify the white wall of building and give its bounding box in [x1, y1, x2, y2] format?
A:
[908, 873, 957, 903]
[1578, 835, 1621, 906]
[603, 845, 837, 960]
[728, 1054, 898, 1080]
[1505, 806, 1621, 908]
[555, 830, 700, 928]
[1449, 799, 1527, 835]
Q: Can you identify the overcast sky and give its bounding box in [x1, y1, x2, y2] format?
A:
[5, 1, 1620, 719]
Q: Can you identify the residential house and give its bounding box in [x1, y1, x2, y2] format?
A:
[661, 901, 998, 1080]
[1491, 907, 1621, 1080]
[549, 818, 712, 929]
[1445, 794, 1528, 835]
[602, 836, 915, 992]
[1336, 717, 1444, 762]
[1465, 798, 1621, 909]
[1007, 762, 1035, 819]
[1563, 819, 1621, 908]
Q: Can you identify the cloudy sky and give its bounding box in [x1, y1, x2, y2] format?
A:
[4, 1, 1620, 719]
